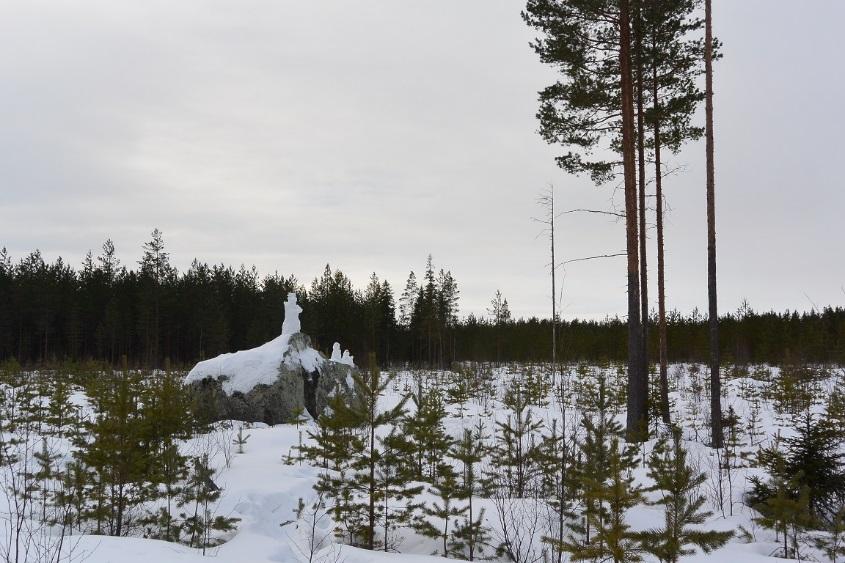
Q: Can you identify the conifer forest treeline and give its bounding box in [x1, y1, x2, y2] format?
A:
[1, 235, 842, 369]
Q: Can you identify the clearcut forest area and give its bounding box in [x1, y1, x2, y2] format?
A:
[1, 1, 844, 563]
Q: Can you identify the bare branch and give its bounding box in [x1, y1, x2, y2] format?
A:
[559, 208, 625, 219]
[559, 252, 627, 267]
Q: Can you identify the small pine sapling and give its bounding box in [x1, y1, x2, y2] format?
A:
[32, 437, 62, 524]
[639, 429, 733, 562]
[489, 378, 544, 498]
[826, 390, 845, 441]
[814, 504, 845, 563]
[749, 444, 814, 559]
[746, 397, 764, 447]
[376, 428, 424, 551]
[562, 376, 642, 563]
[303, 390, 366, 546]
[580, 432, 643, 563]
[346, 356, 408, 551]
[721, 406, 747, 515]
[445, 367, 472, 418]
[402, 386, 451, 482]
[46, 377, 78, 438]
[179, 454, 240, 553]
[233, 425, 251, 455]
[753, 477, 812, 559]
[413, 463, 468, 557]
[536, 417, 576, 563]
[289, 405, 309, 428]
[449, 424, 491, 560]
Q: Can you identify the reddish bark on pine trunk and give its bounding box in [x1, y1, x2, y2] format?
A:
[620, 0, 647, 441]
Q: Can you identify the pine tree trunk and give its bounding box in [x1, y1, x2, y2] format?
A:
[368, 415, 376, 549]
[551, 189, 557, 386]
[635, 0, 650, 404]
[620, 0, 646, 441]
[705, 0, 723, 448]
[653, 67, 671, 425]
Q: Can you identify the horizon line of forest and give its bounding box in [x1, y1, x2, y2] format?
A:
[1, 234, 842, 369]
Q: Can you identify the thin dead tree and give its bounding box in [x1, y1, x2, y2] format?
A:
[535, 187, 559, 386]
[654, 138, 671, 424]
[704, 0, 723, 448]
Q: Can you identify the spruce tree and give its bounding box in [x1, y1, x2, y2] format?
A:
[233, 425, 251, 454]
[398, 271, 418, 329]
[827, 390, 845, 441]
[138, 228, 174, 367]
[435, 268, 460, 367]
[751, 413, 845, 525]
[488, 290, 511, 365]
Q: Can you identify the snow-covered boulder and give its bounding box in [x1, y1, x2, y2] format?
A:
[185, 293, 357, 424]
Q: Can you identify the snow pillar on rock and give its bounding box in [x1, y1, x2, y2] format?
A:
[282, 293, 302, 335]
[330, 342, 342, 361]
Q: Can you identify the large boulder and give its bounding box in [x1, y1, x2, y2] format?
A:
[185, 293, 357, 425]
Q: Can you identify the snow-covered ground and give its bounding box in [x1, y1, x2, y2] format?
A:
[1, 362, 841, 563]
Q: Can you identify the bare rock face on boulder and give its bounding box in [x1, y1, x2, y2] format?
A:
[287, 332, 353, 418]
[185, 294, 357, 425]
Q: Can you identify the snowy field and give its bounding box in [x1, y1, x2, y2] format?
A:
[0, 362, 842, 563]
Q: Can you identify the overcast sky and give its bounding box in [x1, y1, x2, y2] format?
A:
[1, 0, 843, 320]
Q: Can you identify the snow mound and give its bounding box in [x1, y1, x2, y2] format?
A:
[185, 333, 292, 395]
